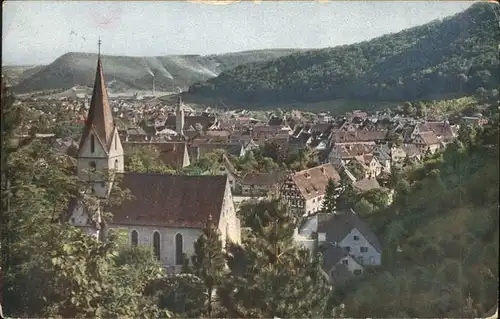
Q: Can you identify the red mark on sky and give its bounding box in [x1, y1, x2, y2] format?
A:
[90, 6, 122, 30]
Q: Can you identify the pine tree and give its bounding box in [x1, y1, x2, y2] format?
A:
[218, 199, 331, 318]
[322, 178, 338, 213]
[190, 214, 227, 317]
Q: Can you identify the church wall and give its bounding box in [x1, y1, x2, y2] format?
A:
[113, 224, 203, 268]
[218, 180, 242, 245]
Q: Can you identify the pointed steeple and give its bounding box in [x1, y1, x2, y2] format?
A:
[78, 40, 115, 152]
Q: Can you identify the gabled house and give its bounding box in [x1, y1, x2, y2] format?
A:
[317, 209, 382, 282]
[372, 144, 391, 173]
[219, 154, 240, 191]
[413, 131, 441, 154]
[238, 171, 283, 197]
[280, 164, 341, 217]
[329, 142, 376, 166]
[352, 154, 383, 178]
[320, 244, 364, 284]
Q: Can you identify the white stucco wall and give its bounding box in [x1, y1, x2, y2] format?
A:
[338, 228, 381, 266]
[304, 195, 324, 216]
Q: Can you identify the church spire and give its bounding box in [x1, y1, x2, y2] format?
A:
[78, 39, 115, 152]
[98, 37, 102, 58]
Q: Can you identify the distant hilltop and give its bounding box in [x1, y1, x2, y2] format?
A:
[6, 49, 303, 94]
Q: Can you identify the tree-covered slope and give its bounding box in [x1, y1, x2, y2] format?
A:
[333, 117, 499, 318]
[10, 49, 301, 94]
[187, 2, 500, 105]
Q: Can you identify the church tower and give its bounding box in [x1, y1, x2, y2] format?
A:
[77, 40, 124, 198]
[175, 95, 185, 136]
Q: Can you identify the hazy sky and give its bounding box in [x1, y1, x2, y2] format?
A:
[3, 0, 475, 66]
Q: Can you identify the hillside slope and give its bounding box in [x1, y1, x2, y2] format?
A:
[336, 116, 499, 318]
[10, 49, 300, 94]
[2, 65, 45, 86]
[186, 2, 500, 106]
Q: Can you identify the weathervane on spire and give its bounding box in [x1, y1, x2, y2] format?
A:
[98, 37, 102, 57]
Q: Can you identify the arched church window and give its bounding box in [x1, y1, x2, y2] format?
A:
[175, 233, 183, 265]
[131, 230, 138, 246]
[89, 161, 96, 172]
[114, 159, 119, 171]
[153, 231, 161, 260]
[90, 135, 95, 153]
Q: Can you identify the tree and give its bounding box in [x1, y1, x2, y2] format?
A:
[322, 178, 339, 213]
[124, 144, 175, 174]
[218, 199, 332, 318]
[146, 274, 206, 318]
[47, 228, 167, 318]
[190, 215, 227, 317]
[0, 81, 171, 318]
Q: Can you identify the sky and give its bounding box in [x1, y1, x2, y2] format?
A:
[2, 0, 476, 66]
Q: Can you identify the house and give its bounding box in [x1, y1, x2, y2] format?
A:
[351, 154, 383, 178]
[66, 54, 241, 272]
[413, 131, 441, 154]
[328, 142, 376, 166]
[320, 244, 364, 284]
[317, 209, 382, 282]
[317, 210, 382, 266]
[372, 145, 391, 173]
[294, 209, 381, 283]
[219, 154, 240, 192]
[280, 164, 341, 216]
[238, 171, 282, 197]
[165, 100, 219, 134]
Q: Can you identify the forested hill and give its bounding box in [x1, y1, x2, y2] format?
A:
[9, 49, 300, 93]
[186, 2, 500, 106]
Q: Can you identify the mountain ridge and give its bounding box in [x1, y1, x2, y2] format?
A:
[9, 49, 303, 93]
[185, 2, 499, 107]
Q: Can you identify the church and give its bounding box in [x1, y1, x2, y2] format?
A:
[67, 51, 241, 272]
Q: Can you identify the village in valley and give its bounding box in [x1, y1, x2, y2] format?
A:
[8, 52, 490, 281]
[2, 1, 499, 318]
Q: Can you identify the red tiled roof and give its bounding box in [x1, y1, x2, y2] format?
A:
[335, 142, 375, 159]
[332, 130, 386, 143]
[418, 131, 440, 145]
[291, 164, 341, 200]
[108, 173, 228, 229]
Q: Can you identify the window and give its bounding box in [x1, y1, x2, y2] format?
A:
[369, 256, 375, 265]
[354, 269, 362, 276]
[175, 233, 183, 265]
[341, 259, 348, 265]
[353, 235, 360, 241]
[344, 246, 351, 252]
[114, 134, 117, 150]
[360, 246, 368, 253]
[131, 230, 138, 246]
[114, 159, 119, 171]
[358, 256, 364, 264]
[89, 161, 96, 172]
[153, 231, 161, 260]
[90, 135, 95, 153]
